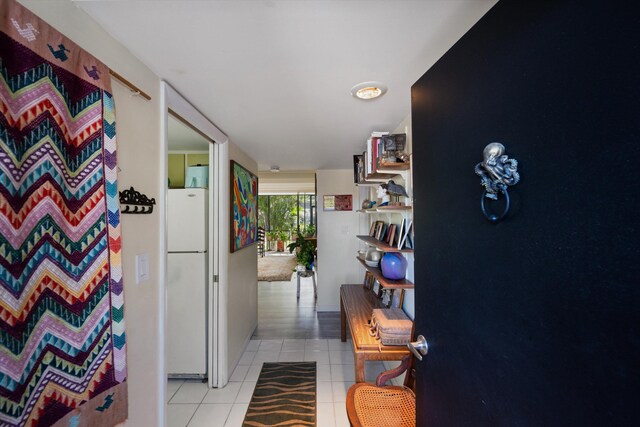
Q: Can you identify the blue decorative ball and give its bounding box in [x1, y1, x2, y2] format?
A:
[380, 253, 407, 280]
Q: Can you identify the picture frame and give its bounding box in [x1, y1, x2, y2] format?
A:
[390, 289, 405, 308]
[374, 221, 384, 240]
[372, 279, 381, 297]
[369, 222, 377, 237]
[323, 194, 353, 211]
[381, 288, 391, 306]
[404, 220, 414, 249]
[230, 160, 258, 253]
[396, 219, 405, 249]
[399, 219, 413, 249]
[363, 271, 374, 290]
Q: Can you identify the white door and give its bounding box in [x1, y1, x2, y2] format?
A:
[168, 189, 207, 252]
[167, 252, 207, 375]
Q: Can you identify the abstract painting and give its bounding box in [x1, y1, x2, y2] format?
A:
[230, 160, 258, 252]
[0, 1, 127, 425]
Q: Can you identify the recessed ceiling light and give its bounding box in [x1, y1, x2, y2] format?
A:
[350, 81, 387, 100]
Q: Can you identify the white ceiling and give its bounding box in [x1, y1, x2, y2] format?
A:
[75, 0, 496, 171]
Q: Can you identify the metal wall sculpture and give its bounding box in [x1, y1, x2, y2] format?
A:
[475, 143, 520, 222]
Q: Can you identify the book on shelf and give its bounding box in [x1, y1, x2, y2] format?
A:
[387, 224, 397, 247]
[366, 138, 373, 175]
[379, 223, 388, 242]
[371, 131, 390, 138]
[374, 137, 381, 172]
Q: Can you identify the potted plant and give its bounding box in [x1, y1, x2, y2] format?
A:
[304, 224, 316, 237]
[276, 230, 288, 252]
[267, 231, 278, 251]
[287, 234, 316, 271]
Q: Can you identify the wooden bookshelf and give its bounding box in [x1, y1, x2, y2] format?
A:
[376, 205, 412, 212]
[356, 235, 414, 253]
[365, 172, 396, 181]
[356, 257, 414, 289]
[377, 161, 410, 172]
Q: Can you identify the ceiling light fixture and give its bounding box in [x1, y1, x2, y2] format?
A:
[270, 166, 280, 173]
[350, 81, 387, 100]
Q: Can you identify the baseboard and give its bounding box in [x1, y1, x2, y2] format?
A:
[229, 323, 257, 376]
[316, 304, 339, 312]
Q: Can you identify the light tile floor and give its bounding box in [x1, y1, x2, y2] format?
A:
[167, 338, 399, 426]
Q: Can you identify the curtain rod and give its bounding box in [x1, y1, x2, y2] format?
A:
[109, 69, 151, 101]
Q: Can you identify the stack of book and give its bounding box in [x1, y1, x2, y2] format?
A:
[369, 218, 414, 250]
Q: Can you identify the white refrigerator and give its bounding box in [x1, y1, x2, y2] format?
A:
[167, 188, 208, 377]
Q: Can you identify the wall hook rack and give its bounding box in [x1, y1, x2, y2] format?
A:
[474, 142, 520, 222]
[119, 186, 156, 214]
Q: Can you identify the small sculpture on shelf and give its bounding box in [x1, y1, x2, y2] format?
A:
[385, 180, 409, 198]
[361, 199, 377, 210]
[381, 253, 408, 280]
[378, 180, 409, 207]
[376, 185, 391, 207]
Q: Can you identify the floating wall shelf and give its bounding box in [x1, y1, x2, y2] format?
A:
[356, 257, 414, 289]
[356, 235, 414, 253]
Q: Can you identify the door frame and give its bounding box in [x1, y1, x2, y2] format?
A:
[159, 82, 229, 421]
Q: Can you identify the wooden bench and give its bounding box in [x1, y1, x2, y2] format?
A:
[340, 284, 411, 382]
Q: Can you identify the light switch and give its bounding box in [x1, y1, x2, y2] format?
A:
[135, 253, 149, 284]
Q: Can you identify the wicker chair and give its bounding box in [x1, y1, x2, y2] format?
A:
[346, 355, 416, 427]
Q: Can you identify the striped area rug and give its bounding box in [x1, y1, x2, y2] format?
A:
[243, 362, 316, 427]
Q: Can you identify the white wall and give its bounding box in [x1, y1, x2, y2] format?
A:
[225, 144, 259, 375]
[19, 1, 164, 425]
[316, 170, 361, 311]
[392, 115, 415, 320]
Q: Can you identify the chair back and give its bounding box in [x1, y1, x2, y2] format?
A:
[257, 227, 265, 257]
[375, 355, 415, 390]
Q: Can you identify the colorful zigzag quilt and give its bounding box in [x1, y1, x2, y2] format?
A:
[0, 1, 127, 426]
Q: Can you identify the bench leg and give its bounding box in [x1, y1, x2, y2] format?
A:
[340, 296, 346, 342]
[354, 352, 366, 383]
[296, 272, 301, 299]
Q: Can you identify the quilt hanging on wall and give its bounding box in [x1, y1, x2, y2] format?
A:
[0, 1, 127, 426]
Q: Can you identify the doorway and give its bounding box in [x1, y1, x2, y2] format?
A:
[160, 83, 230, 424]
[165, 114, 211, 384]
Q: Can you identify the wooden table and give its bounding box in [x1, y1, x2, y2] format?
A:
[340, 284, 411, 382]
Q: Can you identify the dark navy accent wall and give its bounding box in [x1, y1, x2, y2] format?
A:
[411, 1, 639, 425]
